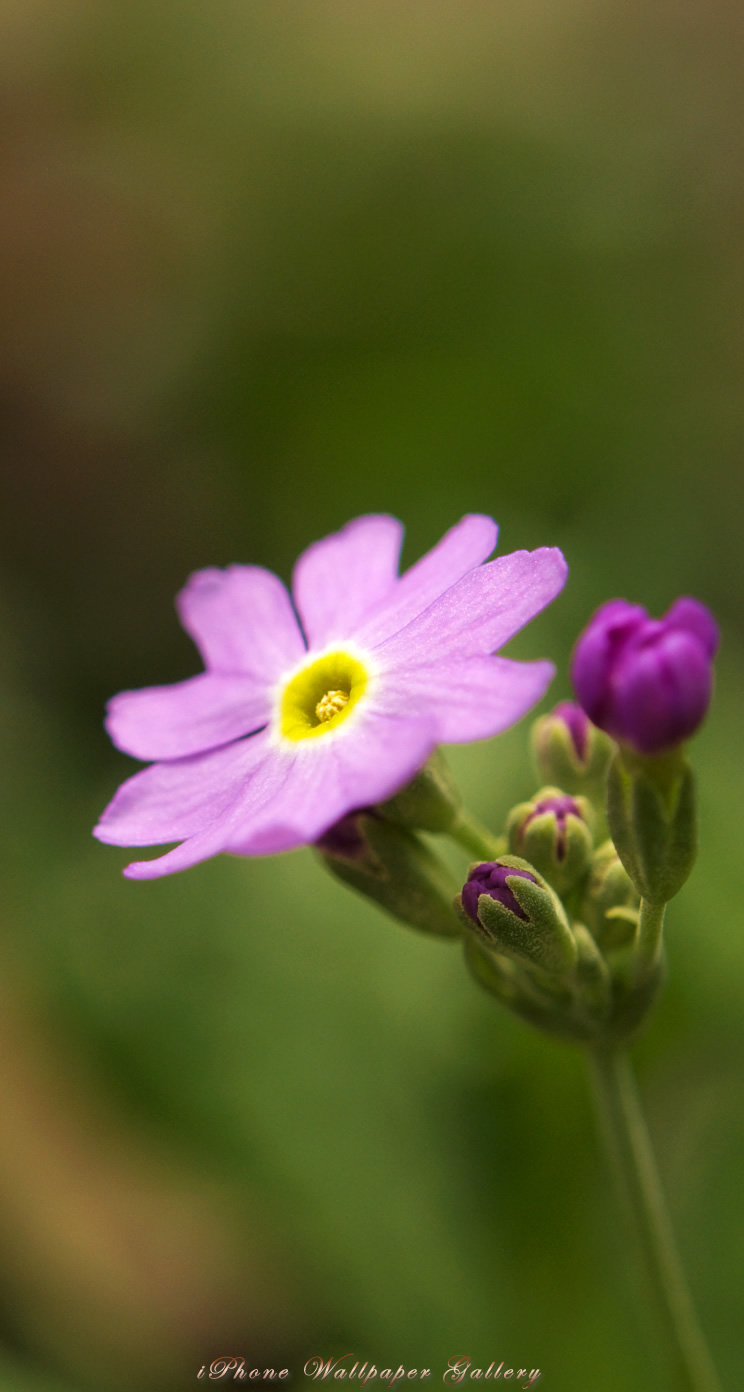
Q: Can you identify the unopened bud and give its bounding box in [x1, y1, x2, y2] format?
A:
[506, 786, 593, 893]
[316, 812, 460, 937]
[571, 597, 718, 755]
[532, 701, 614, 801]
[580, 840, 639, 950]
[457, 856, 577, 976]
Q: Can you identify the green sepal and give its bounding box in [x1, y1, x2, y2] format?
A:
[531, 711, 614, 806]
[580, 839, 640, 950]
[315, 813, 461, 937]
[572, 922, 612, 1022]
[378, 748, 462, 833]
[458, 854, 577, 976]
[506, 785, 594, 894]
[463, 936, 593, 1043]
[606, 748, 697, 904]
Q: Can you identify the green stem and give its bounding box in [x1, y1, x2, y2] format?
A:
[587, 1047, 722, 1392]
[447, 811, 504, 861]
[635, 898, 666, 981]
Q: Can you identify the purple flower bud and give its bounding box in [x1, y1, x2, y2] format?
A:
[571, 597, 719, 755]
[523, 794, 584, 861]
[551, 701, 590, 761]
[532, 701, 613, 796]
[461, 862, 538, 925]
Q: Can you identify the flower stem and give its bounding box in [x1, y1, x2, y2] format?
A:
[447, 811, 504, 861]
[635, 898, 666, 981]
[587, 1047, 723, 1392]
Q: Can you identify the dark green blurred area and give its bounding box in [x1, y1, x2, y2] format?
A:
[0, 4, 742, 1390]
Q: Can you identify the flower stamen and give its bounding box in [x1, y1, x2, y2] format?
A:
[316, 689, 350, 723]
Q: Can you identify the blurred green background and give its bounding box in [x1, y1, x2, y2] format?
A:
[0, 3, 742, 1390]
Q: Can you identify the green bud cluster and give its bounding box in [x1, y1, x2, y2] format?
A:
[314, 713, 700, 1048]
[453, 710, 678, 1044]
[457, 855, 616, 1046]
[457, 831, 658, 1046]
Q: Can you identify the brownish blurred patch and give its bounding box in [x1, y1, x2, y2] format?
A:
[0, 958, 296, 1391]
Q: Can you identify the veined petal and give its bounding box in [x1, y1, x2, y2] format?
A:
[292, 514, 404, 647]
[354, 513, 498, 648]
[375, 547, 568, 665]
[105, 672, 270, 761]
[228, 712, 437, 856]
[93, 735, 271, 848]
[177, 565, 306, 676]
[378, 655, 556, 744]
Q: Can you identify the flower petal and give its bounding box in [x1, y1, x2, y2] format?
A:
[176, 565, 306, 676]
[375, 547, 568, 665]
[118, 739, 302, 880]
[380, 655, 556, 743]
[122, 818, 241, 880]
[105, 672, 271, 761]
[228, 712, 437, 856]
[569, 599, 647, 726]
[355, 513, 499, 648]
[613, 629, 713, 753]
[665, 597, 720, 658]
[292, 514, 404, 647]
[93, 735, 271, 848]
[106, 710, 436, 874]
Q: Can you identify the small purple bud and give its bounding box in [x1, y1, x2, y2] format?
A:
[461, 862, 538, 925]
[532, 702, 613, 797]
[524, 794, 583, 861]
[507, 788, 593, 892]
[571, 597, 719, 755]
[551, 701, 590, 761]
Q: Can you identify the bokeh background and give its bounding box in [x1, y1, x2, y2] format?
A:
[0, 3, 742, 1390]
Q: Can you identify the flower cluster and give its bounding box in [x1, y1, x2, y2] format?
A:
[94, 516, 719, 1046]
[91, 515, 723, 1388]
[456, 592, 718, 1044]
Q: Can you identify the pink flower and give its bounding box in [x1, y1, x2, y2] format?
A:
[94, 515, 567, 878]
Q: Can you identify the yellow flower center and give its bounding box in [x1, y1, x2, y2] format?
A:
[279, 650, 369, 742]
